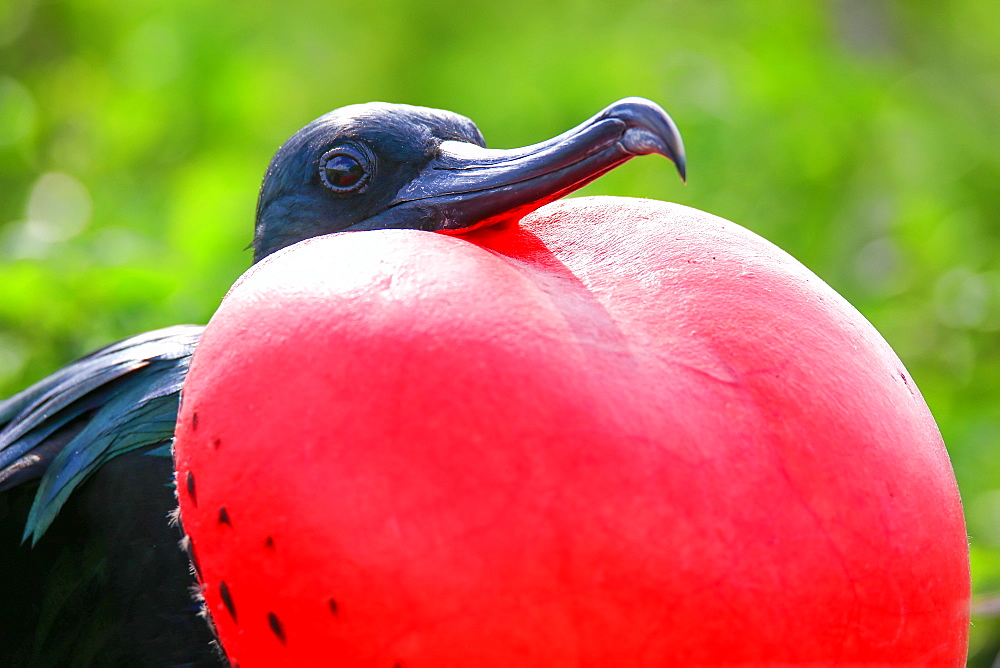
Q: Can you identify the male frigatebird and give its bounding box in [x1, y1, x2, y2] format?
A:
[0, 98, 684, 665]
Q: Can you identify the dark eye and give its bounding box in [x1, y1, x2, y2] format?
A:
[319, 149, 370, 193]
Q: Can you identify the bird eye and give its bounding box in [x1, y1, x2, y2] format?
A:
[319, 149, 370, 193]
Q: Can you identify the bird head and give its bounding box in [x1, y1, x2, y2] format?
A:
[252, 98, 685, 262]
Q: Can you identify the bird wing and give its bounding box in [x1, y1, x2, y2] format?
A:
[0, 325, 203, 543]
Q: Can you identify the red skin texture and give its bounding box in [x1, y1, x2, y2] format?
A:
[174, 197, 970, 666]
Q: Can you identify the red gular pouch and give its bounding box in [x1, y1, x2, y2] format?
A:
[175, 196, 970, 667]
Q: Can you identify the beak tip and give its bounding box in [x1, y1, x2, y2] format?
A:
[606, 97, 686, 184]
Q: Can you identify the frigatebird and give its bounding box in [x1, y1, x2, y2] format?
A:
[0, 98, 684, 665]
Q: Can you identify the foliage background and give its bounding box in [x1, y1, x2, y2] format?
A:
[1, 0, 997, 662]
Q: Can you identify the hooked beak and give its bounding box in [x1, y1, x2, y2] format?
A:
[351, 97, 685, 234]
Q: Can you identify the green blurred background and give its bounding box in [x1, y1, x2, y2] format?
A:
[1, 0, 997, 662]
